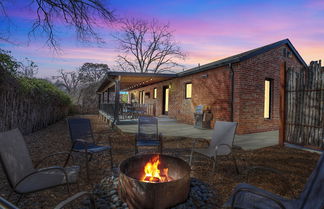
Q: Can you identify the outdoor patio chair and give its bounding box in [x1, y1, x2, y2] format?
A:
[189, 121, 238, 174]
[66, 118, 113, 180]
[0, 129, 80, 202]
[0, 191, 96, 209]
[223, 152, 324, 209]
[135, 116, 162, 154]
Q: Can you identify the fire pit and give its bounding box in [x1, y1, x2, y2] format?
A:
[118, 154, 191, 209]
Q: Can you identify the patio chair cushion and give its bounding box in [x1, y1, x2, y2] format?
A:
[137, 140, 160, 146]
[224, 183, 297, 209]
[15, 165, 80, 193]
[72, 143, 111, 153]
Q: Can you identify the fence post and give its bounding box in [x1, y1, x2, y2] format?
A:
[279, 62, 286, 146]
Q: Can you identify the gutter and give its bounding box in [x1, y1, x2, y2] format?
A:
[229, 63, 234, 122]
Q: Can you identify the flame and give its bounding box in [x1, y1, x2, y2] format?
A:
[141, 155, 172, 183]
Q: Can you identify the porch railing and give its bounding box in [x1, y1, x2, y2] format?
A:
[99, 103, 156, 121]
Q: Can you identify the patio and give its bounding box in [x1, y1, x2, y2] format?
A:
[0, 115, 320, 209]
[108, 116, 279, 150]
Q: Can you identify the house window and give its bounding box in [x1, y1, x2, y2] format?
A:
[264, 79, 272, 119]
[139, 91, 142, 104]
[185, 83, 192, 99]
[139, 91, 145, 104]
[153, 88, 157, 99]
[142, 91, 145, 104]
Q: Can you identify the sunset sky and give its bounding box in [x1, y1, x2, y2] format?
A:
[0, 0, 323, 77]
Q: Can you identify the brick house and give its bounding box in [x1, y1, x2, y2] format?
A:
[97, 39, 306, 134]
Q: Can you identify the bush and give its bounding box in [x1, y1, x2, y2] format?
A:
[18, 77, 71, 106]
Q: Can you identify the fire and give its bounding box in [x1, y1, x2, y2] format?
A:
[141, 155, 172, 183]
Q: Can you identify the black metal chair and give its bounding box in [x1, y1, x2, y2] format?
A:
[66, 118, 113, 180]
[224, 153, 324, 209]
[135, 116, 162, 154]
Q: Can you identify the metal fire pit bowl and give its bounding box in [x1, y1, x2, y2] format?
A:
[118, 154, 191, 209]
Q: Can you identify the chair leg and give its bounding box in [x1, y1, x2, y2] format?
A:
[135, 145, 138, 155]
[85, 152, 90, 181]
[65, 181, 71, 194]
[64, 150, 73, 167]
[109, 149, 113, 171]
[232, 153, 239, 174]
[212, 157, 217, 173]
[15, 194, 24, 204]
[189, 150, 194, 166]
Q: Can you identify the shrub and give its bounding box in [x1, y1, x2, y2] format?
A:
[18, 77, 71, 106]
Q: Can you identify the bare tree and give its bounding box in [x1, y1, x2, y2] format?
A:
[78, 62, 110, 84]
[114, 18, 185, 73]
[0, 0, 115, 48]
[53, 69, 80, 93]
[19, 58, 38, 78]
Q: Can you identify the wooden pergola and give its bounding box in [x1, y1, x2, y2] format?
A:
[97, 72, 177, 124]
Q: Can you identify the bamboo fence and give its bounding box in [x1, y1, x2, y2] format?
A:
[285, 61, 324, 149]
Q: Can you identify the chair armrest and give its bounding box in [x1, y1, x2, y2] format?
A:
[35, 152, 75, 168]
[54, 191, 96, 209]
[231, 187, 286, 209]
[244, 166, 294, 198]
[14, 166, 69, 191]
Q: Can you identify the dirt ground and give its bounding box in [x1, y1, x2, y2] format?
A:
[0, 115, 320, 209]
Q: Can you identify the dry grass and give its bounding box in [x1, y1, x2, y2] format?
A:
[0, 115, 320, 208]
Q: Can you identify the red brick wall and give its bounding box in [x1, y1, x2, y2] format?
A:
[233, 44, 304, 134]
[130, 44, 304, 134]
[130, 67, 232, 126]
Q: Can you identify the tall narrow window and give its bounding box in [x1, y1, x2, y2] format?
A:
[153, 88, 157, 99]
[185, 83, 192, 99]
[264, 79, 272, 119]
[139, 91, 142, 104]
[142, 91, 145, 104]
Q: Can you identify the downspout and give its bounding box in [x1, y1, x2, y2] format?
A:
[229, 63, 235, 122]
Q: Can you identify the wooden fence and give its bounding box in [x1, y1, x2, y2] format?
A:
[0, 70, 69, 134]
[284, 61, 324, 149]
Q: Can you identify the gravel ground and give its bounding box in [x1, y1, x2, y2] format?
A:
[0, 115, 320, 209]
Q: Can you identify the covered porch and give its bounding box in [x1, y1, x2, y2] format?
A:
[96, 71, 177, 124]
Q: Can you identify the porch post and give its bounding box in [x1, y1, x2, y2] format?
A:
[113, 78, 121, 124]
[279, 62, 286, 146]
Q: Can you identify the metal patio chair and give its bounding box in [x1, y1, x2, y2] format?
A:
[66, 118, 113, 180]
[1, 191, 96, 209]
[224, 152, 324, 209]
[189, 121, 238, 174]
[135, 116, 162, 154]
[0, 129, 80, 202]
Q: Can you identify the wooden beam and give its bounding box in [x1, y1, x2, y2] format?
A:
[279, 62, 286, 146]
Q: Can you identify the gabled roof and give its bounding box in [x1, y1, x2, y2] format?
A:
[97, 39, 307, 92]
[178, 39, 307, 76]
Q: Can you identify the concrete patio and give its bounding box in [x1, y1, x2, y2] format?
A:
[115, 117, 279, 150]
